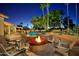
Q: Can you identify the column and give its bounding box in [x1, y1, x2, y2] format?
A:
[8, 26, 10, 35]
[14, 26, 16, 33]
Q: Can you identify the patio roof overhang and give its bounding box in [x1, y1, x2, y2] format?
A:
[0, 13, 9, 19]
[4, 21, 15, 26]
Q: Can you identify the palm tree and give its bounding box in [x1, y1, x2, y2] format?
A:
[40, 4, 45, 21]
[75, 3, 78, 35]
[40, 4, 47, 30]
[66, 3, 70, 34]
[40, 3, 51, 30]
[46, 3, 50, 30]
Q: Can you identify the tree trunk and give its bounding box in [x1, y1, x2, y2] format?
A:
[46, 3, 49, 30]
[42, 9, 47, 31]
[42, 9, 44, 20]
[75, 3, 78, 35]
[67, 3, 70, 34]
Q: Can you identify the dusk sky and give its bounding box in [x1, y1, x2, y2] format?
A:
[0, 3, 79, 28]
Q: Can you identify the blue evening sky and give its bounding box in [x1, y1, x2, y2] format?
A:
[0, 3, 79, 28]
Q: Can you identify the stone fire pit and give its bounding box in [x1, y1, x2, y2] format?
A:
[28, 35, 48, 46]
[28, 35, 53, 55]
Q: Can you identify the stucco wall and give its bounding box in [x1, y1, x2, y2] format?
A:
[0, 17, 4, 36]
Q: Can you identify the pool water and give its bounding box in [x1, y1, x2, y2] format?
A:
[28, 32, 39, 37]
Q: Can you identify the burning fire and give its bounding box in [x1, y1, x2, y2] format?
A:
[35, 36, 41, 43]
[29, 35, 48, 45]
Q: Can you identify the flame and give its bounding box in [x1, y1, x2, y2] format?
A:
[35, 36, 41, 43]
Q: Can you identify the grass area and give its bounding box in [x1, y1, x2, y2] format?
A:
[52, 29, 79, 36]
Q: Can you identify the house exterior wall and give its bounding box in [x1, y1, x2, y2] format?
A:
[0, 13, 8, 36]
[0, 17, 4, 36]
[4, 22, 16, 35]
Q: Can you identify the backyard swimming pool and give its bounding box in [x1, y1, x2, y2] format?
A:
[28, 31, 39, 37]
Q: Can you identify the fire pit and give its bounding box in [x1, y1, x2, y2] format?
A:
[28, 35, 48, 46]
[28, 35, 50, 55]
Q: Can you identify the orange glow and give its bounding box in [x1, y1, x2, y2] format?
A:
[29, 35, 48, 45]
[35, 36, 41, 43]
[4, 21, 14, 26]
[0, 13, 8, 18]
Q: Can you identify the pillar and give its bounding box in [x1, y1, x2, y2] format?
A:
[8, 26, 10, 35]
[14, 26, 16, 33]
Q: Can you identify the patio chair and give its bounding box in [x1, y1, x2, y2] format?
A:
[54, 37, 77, 56]
[45, 35, 55, 44]
[0, 43, 28, 56]
[0, 35, 27, 56]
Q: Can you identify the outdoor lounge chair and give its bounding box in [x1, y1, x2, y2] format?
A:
[0, 43, 26, 56]
[53, 36, 77, 56]
[0, 35, 27, 56]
